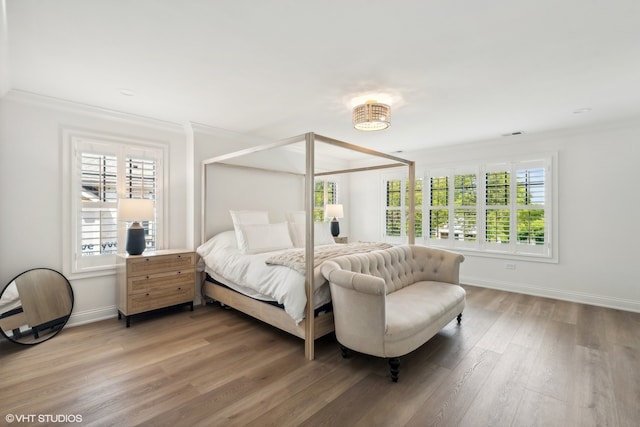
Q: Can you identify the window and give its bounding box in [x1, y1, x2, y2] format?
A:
[385, 179, 402, 237]
[79, 153, 118, 257]
[454, 174, 477, 242]
[428, 176, 449, 239]
[516, 167, 545, 245]
[408, 178, 423, 238]
[383, 176, 422, 240]
[314, 180, 337, 221]
[484, 170, 510, 244]
[65, 131, 166, 275]
[482, 161, 548, 255]
[424, 156, 553, 258]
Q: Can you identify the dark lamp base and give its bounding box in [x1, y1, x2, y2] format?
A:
[126, 223, 146, 255]
[330, 220, 340, 237]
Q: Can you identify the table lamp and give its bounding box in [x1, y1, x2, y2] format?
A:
[118, 198, 154, 255]
[325, 204, 344, 237]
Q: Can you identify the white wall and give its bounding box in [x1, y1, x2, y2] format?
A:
[0, 92, 189, 326]
[349, 120, 640, 312]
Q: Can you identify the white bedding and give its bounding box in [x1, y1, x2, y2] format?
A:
[197, 230, 334, 323]
[0, 281, 21, 313]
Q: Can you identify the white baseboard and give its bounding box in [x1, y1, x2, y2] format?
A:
[462, 275, 640, 313]
[67, 305, 117, 327]
[66, 298, 203, 328]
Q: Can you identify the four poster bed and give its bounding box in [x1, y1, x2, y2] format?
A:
[199, 132, 415, 360]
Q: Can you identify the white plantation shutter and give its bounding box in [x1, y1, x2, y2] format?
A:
[428, 175, 449, 239]
[385, 179, 402, 237]
[409, 178, 423, 238]
[80, 153, 118, 256]
[124, 157, 157, 252]
[70, 135, 164, 273]
[485, 167, 511, 245]
[418, 155, 552, 259]
[453, 173, 477, 244]
[514, 161, 547, 255]
[383, 177, 422, 241]
[427, 168, 478, 249]
[314, 180, 338, 222]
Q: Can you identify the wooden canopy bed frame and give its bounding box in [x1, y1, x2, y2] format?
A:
[200, 132, 415, 360]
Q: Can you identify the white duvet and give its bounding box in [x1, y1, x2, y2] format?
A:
[197, 231, 333, 323]
[0, 281, 21, 313]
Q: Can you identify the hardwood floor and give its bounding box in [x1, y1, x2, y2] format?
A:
[1, 285, 638, 427]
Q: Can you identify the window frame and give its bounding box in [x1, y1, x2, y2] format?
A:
[381, 174, 423, 243]
[62, 129, 168, 278]
[314, 179, 338, 222]
[383, 153, 556, 262]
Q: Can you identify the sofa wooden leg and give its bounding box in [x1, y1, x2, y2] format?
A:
[340, 345, 351, 359]
[389, 357, 400, 382]
[457, 313, 462, 324]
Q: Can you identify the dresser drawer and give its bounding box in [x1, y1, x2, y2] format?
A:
[127, 252, 195, 276]
[128, 286, 194, 315]
[128, 270, 195, 294]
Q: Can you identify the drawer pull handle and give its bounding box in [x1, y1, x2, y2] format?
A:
[146, 293, 150, 296]
[146, 276, 149, 279]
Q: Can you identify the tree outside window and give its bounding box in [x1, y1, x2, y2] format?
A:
[314, 180, 337, 221]
[384, 178, 422, 238]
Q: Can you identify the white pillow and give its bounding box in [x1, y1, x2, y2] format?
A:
[230, 210, 269, 252]
[196, 230, 238, 258]
[285, 211, 306, 224]
[286, 211, 306, 247]
[238, 222, 294, 254]
[289, 222, 305, 247]
[288, 221, 336, 247]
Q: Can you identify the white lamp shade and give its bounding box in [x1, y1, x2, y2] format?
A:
[118, 198, 154, 222]
[325, 204, 344, 219]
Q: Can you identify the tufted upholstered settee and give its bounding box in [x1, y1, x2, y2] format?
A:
[320, 245, 465, 382]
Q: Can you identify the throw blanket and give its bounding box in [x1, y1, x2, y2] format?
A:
[265, 242, 393, 275]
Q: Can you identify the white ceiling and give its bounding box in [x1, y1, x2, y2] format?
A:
[3, 0, 640, 154]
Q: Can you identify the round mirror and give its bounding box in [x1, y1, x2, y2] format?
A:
[0, 268, 74, 345]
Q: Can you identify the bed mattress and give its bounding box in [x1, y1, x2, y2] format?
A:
[197, 231, 332, 323]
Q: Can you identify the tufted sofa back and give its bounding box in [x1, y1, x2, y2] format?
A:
[326, 245, 464, 294]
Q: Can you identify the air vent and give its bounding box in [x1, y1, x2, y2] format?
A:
[502, 131, 524, 137]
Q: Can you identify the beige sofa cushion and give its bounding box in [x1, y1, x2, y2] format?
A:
[385, 281, 466, 356]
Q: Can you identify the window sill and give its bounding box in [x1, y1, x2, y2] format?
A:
[63, 265, 116, 281]
[431, 245, 558, 264]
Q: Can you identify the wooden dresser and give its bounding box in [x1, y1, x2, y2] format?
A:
[116, 249, 196, 327]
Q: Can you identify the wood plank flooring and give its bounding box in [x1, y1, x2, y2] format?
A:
[1, 285, 638, 426]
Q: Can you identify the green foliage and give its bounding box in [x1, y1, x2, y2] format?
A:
[429, 209, 449, 238]
[454, 174, 477, 206]
[486, 209, 510, 243]
[386, 180, 401, 207]
[517, 209, 545, 244]
[314, 180, 338, 222]
[486, 171, 510, 206]
[430, 176, 448, 206]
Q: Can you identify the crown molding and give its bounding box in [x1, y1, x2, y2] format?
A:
[2, 89, 186, 133]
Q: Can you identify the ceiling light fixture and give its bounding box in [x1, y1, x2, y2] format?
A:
[353, 100, 391, 131]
